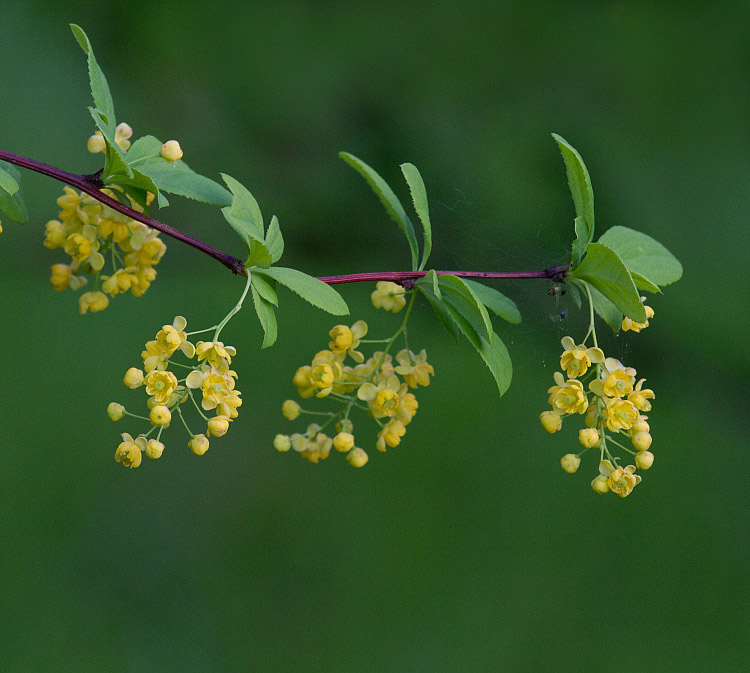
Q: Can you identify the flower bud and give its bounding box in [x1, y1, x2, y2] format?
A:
[560, 453, 581, 474]
[337, 418, 354, 434]
[540, 411, 562, 434]
[145, 439, 165, 460]
[631, 431, 652, 452]
[79, 291, 109, 314]
[281, 399, 301, 420]
[591, 474, 610, 494]
[189, 433, 210, 456]
[123, 367, 145, 389]
[333, 432, 355, 453]
[274, 434, 292, 452]
[160, 140, 183, 162]
[578, 428, 599, 449]
[50, 263, 71, 291]
[207, 415, 230, 437]
[149, 405, 171, 426]
[634, 450, 654, 470]
[632, 416, 650, 434]
[346, 447, 369, 468]
[107, 402, 125, 421]
[87, 133, 106, 154]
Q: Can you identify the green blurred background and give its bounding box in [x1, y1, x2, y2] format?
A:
[1, 1, 748, 671]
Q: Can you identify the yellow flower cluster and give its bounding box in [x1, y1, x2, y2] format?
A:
[541, 335, 656, 498]
[108, 316, 242, 467]
[44, 186, 165, 313]
[275, 320, 434, 466]
[46, 125, 169, 313]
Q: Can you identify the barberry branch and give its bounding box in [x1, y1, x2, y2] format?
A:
[0, 147, 246, 274]
[0, 147, 570, 285]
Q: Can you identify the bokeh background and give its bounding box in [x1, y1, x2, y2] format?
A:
[1, 1, 748, 671]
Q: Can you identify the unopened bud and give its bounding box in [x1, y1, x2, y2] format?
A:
[107, 402, 125, 421]
[160, 140, 183, 162]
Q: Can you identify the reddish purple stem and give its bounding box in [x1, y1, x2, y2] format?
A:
[0, 147, 570, 286]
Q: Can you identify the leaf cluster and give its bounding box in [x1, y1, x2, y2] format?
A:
[553, 134, 682, 331]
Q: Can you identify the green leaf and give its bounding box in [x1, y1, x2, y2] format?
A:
[133, 158, 230, 205]
[245, 238, 273, 269]
[0, 165, 19, 195]
[567, 280, 583, 309]
[256, 267, 349, 316]
[439, 292, 513, 396]
[108, 167, 165, 209]
[437, 275, 493, 345]
[598, 225, 683, 287]
[265, 215, 284, 263]
[552, 134, 595, 255]
[461, 278, 522, 325]
[475, 332, 513, 397]
[572, 216, 589, 268]
[221, 173, 264, 237]
[570, 242, 646, 321]
[587, 284, 624, 333]
[415, 273, 458, 341]
[250, 272, 278, 307]
[340, 152, 419, 270]
[414, 271, 459, 343]
[0, 162, 27, 223]
[90, 107, 131, 179]
[125, 135, 163, 164]
[70, 25, 116, 127]
[401, 163, 432, 270]
[251, 284, 277, 349]
[631, 272, 661, 294]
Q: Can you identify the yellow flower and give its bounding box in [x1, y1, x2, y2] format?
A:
[540, 410, 563, 433]
[346, 448, 369, 468]
[599, 460, 641, 498]
[578, 428, 600, 449]
[371, 281, 406, 312]
[379, 420, 406, 448]
[107, 402, 125, 421]
[622, 302, 654, 333]
[274, 434, 292, 452]
[394, 349, 434, 388]
[328, 320, 368, 362]
[196, 340, 237, 366]
[189, 434, 210, 456]
[547, 372, 588, 415]
[592, 358, 636, 398]
[144, 370, 179, 404]
[559, 336, 604, 378]
[635, 451, 654, 470]
[50, 263, 72, 291]
[560, 454, 581, 474]
[87, 132, 106, 154]
[604, 398, 638, 432]
[628, 379, 655, 412]
[115, 433, 143, 468]
[292, 365, 315, 398]
[282, 400, 301, 420]
[308, 350, 344, 397]
[145, 439, 165, 460]
[101, 267, 139, 297]
[149, 405, 172, 427]
[397, 391, 418, 425]
[43, 220, 66, 249]
[358, 375, 402, 418]
[333, 432, 355, 453]
[79, 291, 109, 314]
[207, 415, 230, 437]
[631, 431, 652, 452]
